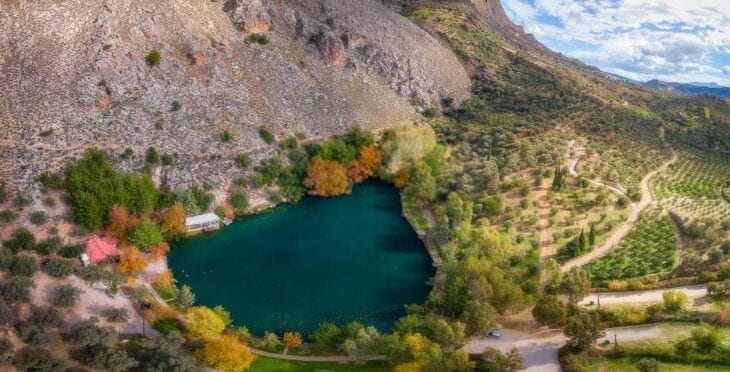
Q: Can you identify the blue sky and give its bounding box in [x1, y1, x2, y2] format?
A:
[501, 0, 730, 86]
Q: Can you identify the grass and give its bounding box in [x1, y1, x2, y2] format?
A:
[248, 356, 387, 371]
[402, 196, 429, 232]
[581, 355, 730, 372]
[152, 283, 177, 301]
[585, 213, 678, 281]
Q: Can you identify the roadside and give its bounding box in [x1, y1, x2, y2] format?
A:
[580, 284, 708, 307]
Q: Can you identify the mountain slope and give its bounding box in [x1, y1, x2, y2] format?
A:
[0, 0, 471, 194]
[643, 79, 730, 98]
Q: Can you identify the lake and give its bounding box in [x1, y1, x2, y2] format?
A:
[168, 181, 434, 335]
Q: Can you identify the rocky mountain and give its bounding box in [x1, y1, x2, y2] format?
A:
[0, 0, 471, 195]
[642, 79, 730, 98]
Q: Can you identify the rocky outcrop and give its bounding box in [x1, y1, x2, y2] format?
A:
[0, 0, 470, 197]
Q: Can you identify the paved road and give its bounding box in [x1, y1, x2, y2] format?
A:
[581, 284, 708, 306]
[562, 151, 678, 272]
[463, 324, 688, 372]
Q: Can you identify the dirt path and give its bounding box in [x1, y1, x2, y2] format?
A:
[463, 323, 692, 372]
[247, 347, 386, 362]
[580, 284, 708, 307]
[561, 151, 677, 272]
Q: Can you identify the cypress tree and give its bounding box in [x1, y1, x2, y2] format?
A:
[578, 229, 586, 252]
[588, 223, 596, 247]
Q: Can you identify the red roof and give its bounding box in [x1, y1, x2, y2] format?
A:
[85, 236, 120, 264]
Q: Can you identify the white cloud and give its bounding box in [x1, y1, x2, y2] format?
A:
[723, 66, 730, 74]
[502, 0, 730, 85]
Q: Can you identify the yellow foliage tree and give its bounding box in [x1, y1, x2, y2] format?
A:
[186, 306, 226, 338]
[394, 166, 411, 189]
[152, 269, 175, 287]
[304, 156, 350, 196]
[161, 202, 186, 235]
[282, 331, 303, 349]
[118, 246, 148, 278]
[194, 335, 256, 372]
[106, 204, 138, 240]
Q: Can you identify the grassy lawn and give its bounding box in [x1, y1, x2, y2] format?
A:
[585, 213, 677, 281]
[582, 356, 730, 372]
[249, 356, 387, 372]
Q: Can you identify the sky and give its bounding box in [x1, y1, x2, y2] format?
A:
[501, 0, 730, 86]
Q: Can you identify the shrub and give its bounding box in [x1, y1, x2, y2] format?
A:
[161, 154, 174, 166]
[259, 126, 276, 144]
[153, 317, 181, 334]
[39, 172, 64, 189]
[10, 254, 38, 277]
[662, 290, 688, 312]
[231, 193, 249, 213]
[13, 192, 30, 208]
[3, 227, 35, 253]
[0, 185, 5, 203]
[221, 130, 233, 143]
[58, 244, 84, 259]
[43, 257, 75, 278]
[43, 197, 56, 207]
[29, 211, 47, 225]
[637, 357, 660, 372]
[0, 276, 35, 303]
[0, 210, 17, 223]
[146, 49, 161, 66]
[49, 284, 83, 308]
[235, 154, 251, 168]
[171, 101, 181, 112]
[102, 307, 130, 323]
[248, 33, 269, 44]
[146, 147, 159, 164]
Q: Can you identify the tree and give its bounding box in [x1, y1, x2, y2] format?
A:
[212, 305, 232, 328]
[28, 305, 62, 328]
[177, 284, 196, 309]
[356, 145, 383, 178]
[9, 254, 38, 277]
[106, 204, 137, 240]
[577, 229, 586, 251]
[15, 348, 66, 372]
[532, 296, 567, 328]
[118, 246, 148, 277]
[663, 290, 689, 312]
[161, 202, 186, 236]
[152, 269, 175, 287]
[0, 299, 17, 327]
[194, 335, 255, 372]
[342, 327, 381, 364]
[394, 166, 411, 189]
[0, 275, 35, 303]
[149, 242, 170, 261]
[690, 323, 723, 350]
[86, 344, 139, 372]
[561, 268, 591, 304]
[282, 331, 303, 349]
[3, 227, 35, 253]
[68, 317, 117, 347]
[186, 306, 225, 338]
[347, 160, 366, 183]
[101, 307, 130, 323]
[304, 156, 350, 196]
[49, 284, 83, 308]
[637, 358, 660, 372]
[507, 347, 525, 372]
[128, 218, 163, 251]
[230, 193, 249, 213]
[405, 161, 436, 206]
[43, 257, 75, 278]
[258, 332, 282, 351]
[460, 300, 496, 335]
[588, 223, 596, 246]
[310, 322, 341, 348]
[479, 347, 508, 371]
[563, 310, 605, 350]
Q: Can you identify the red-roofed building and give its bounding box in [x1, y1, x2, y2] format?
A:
[85, 236, 121, 264]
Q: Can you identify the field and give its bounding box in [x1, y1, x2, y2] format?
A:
[248, 356, 387, 372]
[585, 212, 678, 281]
[653, 152, 729, 200]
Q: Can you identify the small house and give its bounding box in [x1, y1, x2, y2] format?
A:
[185, 213, 221, 233]
[85, 236, 121, 264]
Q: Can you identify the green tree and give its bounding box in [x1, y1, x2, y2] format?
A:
[43, 257, 75, 278]
[662, 290, 689, 312]
[177, 284, 196, 309]
[460, 300, 496, 335]
[0, 276, 36, 303]
[588, 223, 596, 246]
[532, 295, 567, 327]
[405, 161, 436, 206]
[507, 347, 525, 372]
[49, 284, 83, 308]
[561, 267, 591, 304]
[577, 229, 586, 251]
[9, 254, 38, 277]
[230, 193, 249, 213]
[128, 218, 163, 251]
[563, 310, 605, 350]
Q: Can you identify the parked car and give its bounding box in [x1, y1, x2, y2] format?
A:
[487, 330, 502, 339]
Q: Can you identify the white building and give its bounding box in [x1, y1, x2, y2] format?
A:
[185, 213, 221, 233]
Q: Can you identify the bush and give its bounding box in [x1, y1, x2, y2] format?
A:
[222, 130, 233, 143]
[637, 357, 660, 372]
[3, 227, 35, 253]
[13, 192, 31, 208]
[43, 257, 75, 278]
[663, 290, 688, 312]
[146, 147, 159, 164]
[161, 154, 174, 166]
[49, 284, 83, 308]
[235, 154, 251, 168]
[0, 209, 17, 223]
[231, 193, 249, 213]
[153, 317, 181, 334]
[146, 49, 161, 66]
[248, 33, 270, 44]
[259, 126, 276, 144]
[10, 254, 38, 277]
[29, 211, 47, 225]
[171, 101, 182, 112]
[102, 307, 130, 323]
[0, 276, 35, 303]
[0, 185, 5, 203]
[39, 172, 65, 189]
[58, 244, 84, 259]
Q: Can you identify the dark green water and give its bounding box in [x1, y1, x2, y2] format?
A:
[168, 181, 434, 335]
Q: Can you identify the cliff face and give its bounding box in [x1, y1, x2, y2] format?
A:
[0, 0, 470, 195]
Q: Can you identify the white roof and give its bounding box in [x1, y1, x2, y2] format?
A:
[186, 213, 220, 225]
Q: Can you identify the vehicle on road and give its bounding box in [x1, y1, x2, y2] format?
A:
[487, 330, 502, 339]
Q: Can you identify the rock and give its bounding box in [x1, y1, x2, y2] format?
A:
[224, 0, 272, 34]
[319, 36, 347, 66]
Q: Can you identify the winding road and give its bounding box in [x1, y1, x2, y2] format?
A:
[561, 148, 677, 272]
[580, 284, 708, 306]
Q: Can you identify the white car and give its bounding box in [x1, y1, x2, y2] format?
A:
[487, 330, 502, 339]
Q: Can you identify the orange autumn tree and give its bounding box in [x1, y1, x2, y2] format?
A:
[118, 246, 148, 277]
[153, 269, 175, 287]
[304, 156, 349, 196]
[282, 332, 303, 349]
[149, 242, 170, 261]
[106, 204, 138, 240]
[357, 144, 382, 178]
[347, 160, 365, 184]
[161, 202, 186, 236]
[194, 334, 255, 371]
